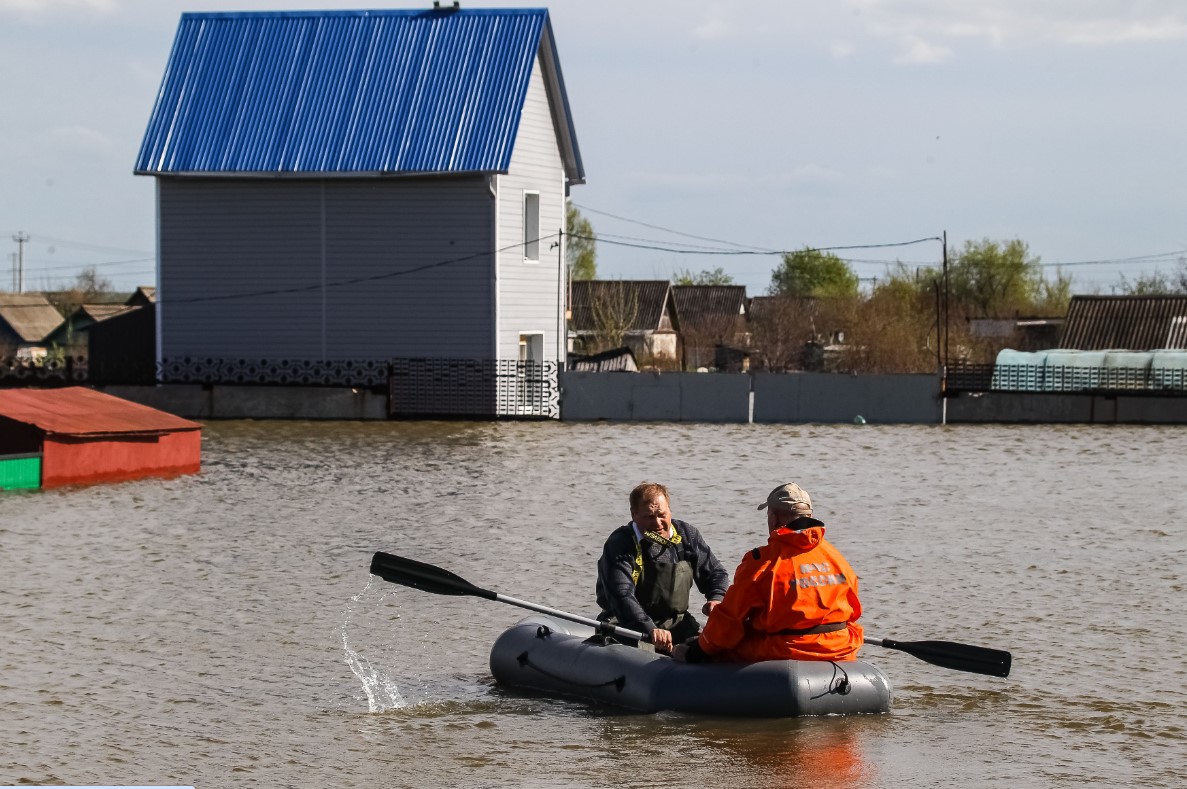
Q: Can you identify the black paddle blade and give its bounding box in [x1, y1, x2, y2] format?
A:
[880, 638, 1012, 678]
[369, 551, 494, 600]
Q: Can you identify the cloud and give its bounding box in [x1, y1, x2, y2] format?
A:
[830, 41, 856, 59]
[628, 164, 845, 192]
[51, 125, 112, 153]
[893, 37, 953, 64]
[0, 0, 115, 11]
[846, 0, 1187, 61]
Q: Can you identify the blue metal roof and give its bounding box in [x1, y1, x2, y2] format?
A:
[135, 8, 584, 181]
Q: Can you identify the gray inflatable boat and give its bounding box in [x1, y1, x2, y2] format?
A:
[489, 614, 892, 717]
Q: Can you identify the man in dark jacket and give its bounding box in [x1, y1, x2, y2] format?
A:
[595, 482, 730, 654]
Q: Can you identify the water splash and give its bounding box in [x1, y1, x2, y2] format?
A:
[342, 577, 405, 713]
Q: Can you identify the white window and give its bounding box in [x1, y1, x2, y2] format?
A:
[518, 332, 544, 363]
[523, 192, 540, 262]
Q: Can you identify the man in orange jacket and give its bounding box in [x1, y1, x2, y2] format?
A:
[674, 482, 864, 663]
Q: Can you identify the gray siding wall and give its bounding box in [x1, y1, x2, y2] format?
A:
[496, 53, 567, 364]
[157, 177, 494, 360]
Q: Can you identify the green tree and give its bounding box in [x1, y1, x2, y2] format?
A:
[947, 238, 1050, 317]
[1113, 261, 1187, 296]
[566, 201, 597, 281]
[768, 248, 858, 298]
[674, 266, 735, 285]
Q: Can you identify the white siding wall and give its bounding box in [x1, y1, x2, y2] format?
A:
[496, 53, 567, 364]
[158, 177, 495, 360]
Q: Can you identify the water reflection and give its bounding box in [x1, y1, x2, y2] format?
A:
[581, 712, 879, 789]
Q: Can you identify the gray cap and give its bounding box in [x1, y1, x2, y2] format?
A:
[757, 482, 812, 516]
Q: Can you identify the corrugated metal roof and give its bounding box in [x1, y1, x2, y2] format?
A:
[0, 294, 66, 343]
[569, 281, 671, 332]
[746, 295, 816, 323]
[0, 387, 201, 436]
[1060, 295, 1187, 350]
[671, 285, 746, 333]
[135, 8, 584, 181]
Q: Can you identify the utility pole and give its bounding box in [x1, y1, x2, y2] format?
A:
[12, 232, 29, 294]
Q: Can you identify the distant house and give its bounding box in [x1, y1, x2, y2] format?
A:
[568, 281, 676, 363]
[44, 304, 139, 354]
[0, 294, 65, 360]
[126, 287, 156, 308]
[1059, 295, 1187, 350]
[89, 304, 156, 386]
[135, 8, 584, 417]
[968, 316, 1064, 351]
[670, 285, 748, 370]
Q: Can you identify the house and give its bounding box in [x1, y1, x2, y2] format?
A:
[1059, 295, 1187, 350]
[0, 294, 65, 360]
[568, 281, 676, 363]
[44, 304, 139, 355]
[968, 316, 1064, 351]
[670, 285, 748, 370]
[88, 304, 157, 386]
[135, 8, 584, 417]
[127, 286, 156, 308]
[0, 387, 201, 489]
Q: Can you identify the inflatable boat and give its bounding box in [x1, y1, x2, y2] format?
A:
[489, 614, 893, 717]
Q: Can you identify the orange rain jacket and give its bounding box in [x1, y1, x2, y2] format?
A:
[697, 519, 864, 662]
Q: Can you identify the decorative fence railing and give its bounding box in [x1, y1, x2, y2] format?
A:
[0, 356, 87, 386]
[0, 355, 559, 419]
[947, 363, 1187, 394]
[389, 359, 558, 418]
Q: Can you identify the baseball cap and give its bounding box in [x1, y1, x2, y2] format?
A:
[757, 482, 812, 516]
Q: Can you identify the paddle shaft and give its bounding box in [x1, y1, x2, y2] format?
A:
[491, 593, 647, 643]
[369, 551, 648, 643]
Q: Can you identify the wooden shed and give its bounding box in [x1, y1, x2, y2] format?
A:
[0, 387, 201, 489]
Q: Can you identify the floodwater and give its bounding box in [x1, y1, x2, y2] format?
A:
[2, 420, 1186, 788]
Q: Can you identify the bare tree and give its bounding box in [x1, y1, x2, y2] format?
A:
[749, 296, 817, 371]
[589, 281, 639, 353]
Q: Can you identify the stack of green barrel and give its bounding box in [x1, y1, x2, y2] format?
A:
[0, 453, 41, 491]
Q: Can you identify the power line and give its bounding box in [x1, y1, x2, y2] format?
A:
[166, 234, 561, 306]
[572, 203, 777, 251]
[572, 233, 942, 257]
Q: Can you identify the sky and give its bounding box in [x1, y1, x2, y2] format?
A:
[1, 0, 1185, 297]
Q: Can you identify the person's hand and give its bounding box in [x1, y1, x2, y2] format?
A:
[650, 628, 673, 654]
[702, 600, 720, 616]
[671, 643, 689, 662]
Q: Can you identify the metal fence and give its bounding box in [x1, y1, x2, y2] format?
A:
[0, 355, 559, 419]
[0, 356, 87, 387]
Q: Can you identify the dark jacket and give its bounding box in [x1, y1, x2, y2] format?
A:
[595, 519, 729, 634]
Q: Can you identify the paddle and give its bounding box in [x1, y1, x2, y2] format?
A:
[369, 551, 649, 643]
[865, 636, 1011, 678]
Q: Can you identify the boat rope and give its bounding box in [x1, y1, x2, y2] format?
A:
[514, 626, 627, 692]
[809, 661, 851, 699]
[515, 651, 627, 692]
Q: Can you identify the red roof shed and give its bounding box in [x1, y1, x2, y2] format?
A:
[0, 387, 201, 488]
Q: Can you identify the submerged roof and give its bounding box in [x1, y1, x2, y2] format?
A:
[135, 8, 584, 182]
[1060, 295, 1187, 350]
[0, 294, 65, 343]
[0, 387, 201, 436]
